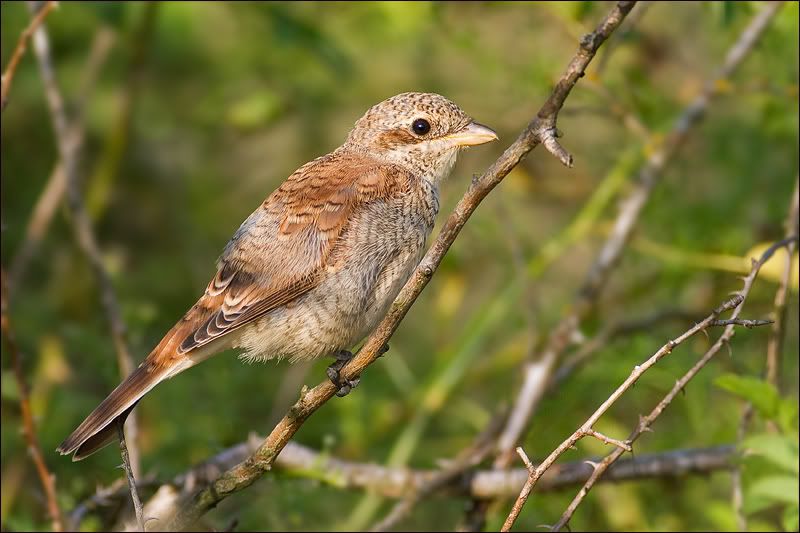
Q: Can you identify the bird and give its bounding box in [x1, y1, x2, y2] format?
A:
[57, 92, 497, 461]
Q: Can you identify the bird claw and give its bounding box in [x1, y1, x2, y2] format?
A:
[327, 350, 360, 397]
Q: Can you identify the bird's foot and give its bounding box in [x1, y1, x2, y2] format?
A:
[327, 350, 360, 397]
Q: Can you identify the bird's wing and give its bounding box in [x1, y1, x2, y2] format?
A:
[57, 153, 414, 460]
[153, 152, 414, 369]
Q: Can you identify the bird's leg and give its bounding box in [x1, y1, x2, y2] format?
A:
[327, 350, 360, 397]
[326, 344, 389, 397]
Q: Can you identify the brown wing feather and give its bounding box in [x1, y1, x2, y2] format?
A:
[168, 153, 413, 359]
[58, 153, 412, 460]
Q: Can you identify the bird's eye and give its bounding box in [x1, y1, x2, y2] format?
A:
[411, 118, 431, 136]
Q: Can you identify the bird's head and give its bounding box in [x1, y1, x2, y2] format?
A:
[343, 92, 497, 182]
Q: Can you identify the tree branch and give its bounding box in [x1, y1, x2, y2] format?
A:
[26, 0, 144, 518]
[1, 269, 64, 531]
[0, 0, 55, 111]
[72, 439, 735, 529]
[501, 297, 772, 531]
[494, 0, 786, 471]
[164, 2, 637, 529]
[551, 235, 798, 531]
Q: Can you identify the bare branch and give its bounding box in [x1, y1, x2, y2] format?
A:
[72, 439, 735, 529]
[732, 174, 798, 529]
[164, 2, 637, 529]
[7, 26, 116, 298]
[493, 0, 786, 481]
[26, 0, 144, 513]
[0, 0, 56, 111]
[501, 290, 771, 531]
[1, 270, 64, 531]
[117, 421, 146, 532]
[552, 236, 798, 531]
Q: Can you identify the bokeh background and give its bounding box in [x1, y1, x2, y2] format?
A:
[1, 1, 798, 531]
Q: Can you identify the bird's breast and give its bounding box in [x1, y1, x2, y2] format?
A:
[235, 183, 438, 364]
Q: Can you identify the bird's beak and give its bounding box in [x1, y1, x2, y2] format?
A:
[446, 122, 498, 147]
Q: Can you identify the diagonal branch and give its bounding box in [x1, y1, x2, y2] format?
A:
[494, 0, 786, 468]
[0, 0, 55, 111]
[501, 295, 773, 531]
[551, 235, 798, 531]
[165, 2, 637, 529]
[26, 0, 144, 527]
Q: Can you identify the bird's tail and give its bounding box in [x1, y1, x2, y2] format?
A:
[56, 362, 181, 461]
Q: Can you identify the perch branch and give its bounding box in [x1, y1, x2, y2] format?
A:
[165, 2, 637, 529]
[551, 236, 798, 531]
[1, 270, 64, 531]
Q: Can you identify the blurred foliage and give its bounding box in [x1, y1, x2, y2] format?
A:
[1, 1, 798, 531]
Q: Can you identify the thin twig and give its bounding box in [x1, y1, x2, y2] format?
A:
[732, 175, 798, 529]
[1, 270, 64, 531]
[118, 421, 145, 532]
[552, 308, 702, 386]
[0, 0, 56, 111]
[551, 236, 798, 531]
[766, 177, 799, 387]
[26, 0, 142, 477]
[26, 3, 145, 526]
[164, 2, 637, 529]
[7, 26, 116, 298]
[501, 298, 771, 531]
[493, 1, 786, 473]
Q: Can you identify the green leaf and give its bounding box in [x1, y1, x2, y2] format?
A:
[745, 476, 800, 513]
[778, 397, 800, 434]
[743, 433, 799, 474]
[715, 374, 780, 419]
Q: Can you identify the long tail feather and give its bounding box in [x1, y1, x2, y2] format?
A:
[57, 364, 170, 460]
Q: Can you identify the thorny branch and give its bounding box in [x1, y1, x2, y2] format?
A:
[501, 292, 773, 531]
[494, 0, 786, 469]
[1, 270, 64, 531]
[732, 175, 798, 529]
[550, 236, 798, 532]
[463, 3, 785, 530]
[165, 2, 637, 529]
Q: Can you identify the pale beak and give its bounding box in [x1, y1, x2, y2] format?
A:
[446, 121, 498, 147]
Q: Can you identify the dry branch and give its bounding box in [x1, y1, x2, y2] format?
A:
[73, 439, 735, 529]
[26, 0, 145, 523]
[551, 236, 798, 531]
[0, 0, 55, 111]
[494, 0, 786, 468]
[7, 26, 115, 298]
[1, 270, 64, 531]
[501, 294, 772, 531]
[164, 2, 637, 529]
[732, 175, 798, 529]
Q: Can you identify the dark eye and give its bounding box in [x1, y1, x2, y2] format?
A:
[411, 118, 431, 136]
